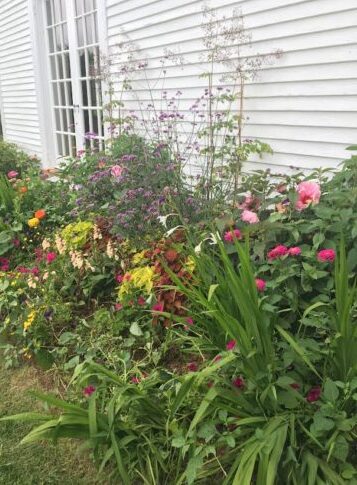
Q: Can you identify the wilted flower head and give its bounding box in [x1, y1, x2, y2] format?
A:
[306, 386, 321, 403]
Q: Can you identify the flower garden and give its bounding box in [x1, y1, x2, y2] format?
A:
[0, 134, 356, 484]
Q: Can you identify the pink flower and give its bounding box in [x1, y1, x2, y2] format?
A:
[7, 170, 18, 179]
[267, 245, 288, 260]
[296, 181, 321, 211]
[232, 377, 245, 389]
[152, 302, 164, 312]
[184, 317, 194, 331]
[317, 249, 336, 262]
[115, 274, 123, 283]
[241, 210, 259, 224]
[224, 229, 242, 243]
[255, 278, 266, 292]
[131, 376, 140, 384]
[45, 252, 57, 264]
[226, 339, 236, 351]
[115, 303, 123, 311]
[187, 362, 198, 372]
[83, 385, 96, 397]
[137, 296, 146, 306]
[288, 247, 301, 256]
[306, 386, 321, 403]
[111, 165, 123, 178]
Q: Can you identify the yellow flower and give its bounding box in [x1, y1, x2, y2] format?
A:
[132, 250, 148, 265]
[23, 310, 36, 331]
[184, 256, 196, 273]
[28, 217, 40, 228]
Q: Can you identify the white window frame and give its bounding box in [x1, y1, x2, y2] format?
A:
[30, 0, 109, 164]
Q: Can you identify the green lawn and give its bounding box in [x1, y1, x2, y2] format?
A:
[0, 357, 105, 485]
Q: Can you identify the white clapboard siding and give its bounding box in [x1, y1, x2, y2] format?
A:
[106, 0, 357, 172]
[0, 0, 42, 158]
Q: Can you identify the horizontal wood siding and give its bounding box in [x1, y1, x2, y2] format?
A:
[0, 0, 42, 158]
[105, 0, 357, 173]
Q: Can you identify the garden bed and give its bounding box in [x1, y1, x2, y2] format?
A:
[0, 137, 356, 484]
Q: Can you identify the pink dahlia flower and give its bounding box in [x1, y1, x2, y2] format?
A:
[288, 247, 302, 256]
[317, 249, 336, 262]
[267, 245, 288, 260]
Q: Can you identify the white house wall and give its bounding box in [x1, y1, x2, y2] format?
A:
[105, 0, 357, 174]
[0, 0, 43, 159]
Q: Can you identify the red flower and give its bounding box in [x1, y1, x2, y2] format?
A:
[83, 385, 96, 397]
[115, 274, 123, 283]
[187, 362, 198, 372]
[267, 245, 288, 260]
[288, 247, 301, 256]
[131, 376, 140, 384]
[232, 377, 245, 389]
[255, 278, 266, 292]
[137, 296, 146, 306]
[306, 386, 321, 403]
[317, 249, 336, 262]
[224, 229, 242, 243]
[226, 339, 236, 351]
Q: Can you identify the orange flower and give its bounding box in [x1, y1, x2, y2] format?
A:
[35, 209, 46, 219]
[19, 186, 28, 193]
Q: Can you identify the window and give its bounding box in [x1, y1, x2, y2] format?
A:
[45, 0, 104, 158]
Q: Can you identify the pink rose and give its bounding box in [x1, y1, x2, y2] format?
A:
[296, 181, 321, 211]
[7, 170, 18, 179]
[267, 245, 288, 260]
[317, 249, 336, 262]
[111, 165, 123, 178]
[241, 210, 259, 224]
[224, 229, 242, 243]
[288, 247, 302, 256]
[255, 278, 266, 292]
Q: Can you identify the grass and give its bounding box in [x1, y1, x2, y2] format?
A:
[0, 356, 106, 485]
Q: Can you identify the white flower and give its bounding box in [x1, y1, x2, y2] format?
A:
[165, 225, 184, 237]
[157, 213, 178, 228]
[194, 232, 221, 254]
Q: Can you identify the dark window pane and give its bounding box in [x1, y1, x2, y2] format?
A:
[79, 50, 86, 77]
[82, 81, 88, 106]
[52, 84, 59, 105]
[46, 0, 53, 26]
